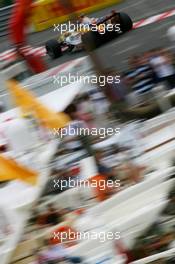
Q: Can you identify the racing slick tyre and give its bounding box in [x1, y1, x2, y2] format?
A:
[45, 39, 62, 59]
[81, 31, 101, 51]
[119, 12, 133, 33]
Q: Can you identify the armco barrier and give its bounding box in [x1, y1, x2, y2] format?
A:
[0, 4, 13, 37]
[30, 0, 124, 32]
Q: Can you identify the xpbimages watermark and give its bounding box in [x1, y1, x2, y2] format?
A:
[53, 73, 120, 87]
[52, 126, 120, 139]
[53, 22, 121, 35]
[53, 178, 121, 191]
[53, 230, 121, 244]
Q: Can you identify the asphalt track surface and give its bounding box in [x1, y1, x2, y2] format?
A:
[0, 0, 175, 71]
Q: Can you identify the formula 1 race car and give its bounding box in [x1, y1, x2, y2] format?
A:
[45, 11, 133, 59]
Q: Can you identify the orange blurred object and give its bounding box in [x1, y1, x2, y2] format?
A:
[90, 174, 110, 202]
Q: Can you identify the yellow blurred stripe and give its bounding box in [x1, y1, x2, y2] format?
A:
[0, 155, 38, 185]
[6, 79, 70, 129]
